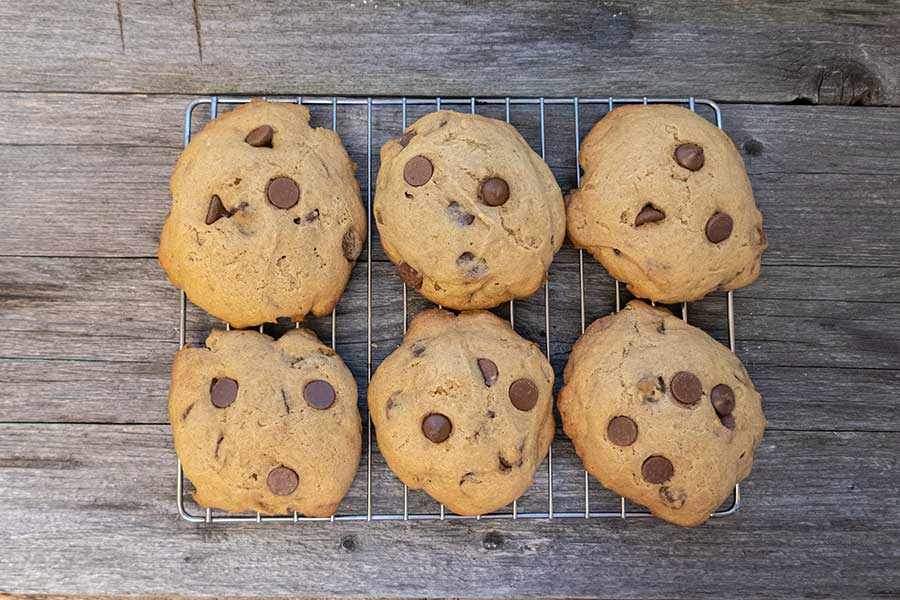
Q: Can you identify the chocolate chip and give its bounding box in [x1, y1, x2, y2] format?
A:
[607, 416, 638, 446]
[613, 248, 622, 256]
[205, 195, 232, 225]
[670, 371, 702, 406]
[720, 414, 736, 430]
[397, 262, 423, 289]
[674, 143, 705, 171]
[399, 130, 416, 147]
[245, 125, 274, 148]
[477, 358, 499, 387]
[304, 380, 335, 410]
[635, 204, 665, 226]
[342, 229, 358, 261]
[479, 177, 510, 207]
[457, 252, 475, 266]
[498, 453, 513, 471]
[303, 209, 319, 223]
[642, 455, 674, 484]
[659, 486, 687, 508]
[266, 176, 300, 209]
[465, 258, 488, 279]
[508, 378, 538, 411]
[710, 384, 736, 416]
[410, 342, 426, 357]
[404, 155, 433, 187]
[447, 201, 475, 225]
[266, 466, 299, 495]
[209, 377, 238, 408]
[422, 413, 452, 443]
[706, 212, 734, 243]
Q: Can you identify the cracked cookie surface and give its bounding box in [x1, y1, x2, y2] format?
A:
[374, 110, 565, 310]
[368, 309, 555, 515]
[169, 328, 361, 516]
[558, 300, 766, 526]
[160, 98, 366, 328]
[567, 104, 767, 303]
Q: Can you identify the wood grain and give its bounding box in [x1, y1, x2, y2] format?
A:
[1, 96, 899, 269]
[0, 424, 897, 598]
[1, 1, 898, 104]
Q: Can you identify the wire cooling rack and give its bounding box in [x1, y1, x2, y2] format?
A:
[175, 95, 741, 523]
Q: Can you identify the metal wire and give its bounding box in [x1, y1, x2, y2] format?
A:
[175, 96, 740, 523]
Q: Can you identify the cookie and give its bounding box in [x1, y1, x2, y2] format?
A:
[567, 104, 767, 303]
[169, 328, 361, 516]
[558, 300, 765, 526]
[159, 99, 366, 328]
[368, 309, 555, 515]
[374, 110, 565, 310]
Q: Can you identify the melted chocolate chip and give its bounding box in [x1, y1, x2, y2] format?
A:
[422, 413, 452, 443]
[304, 380, 335, 410]
[659, 486, 687, 508]
[410, 342, 426, 357]
[675, 143, 705, 171]
[670, 371, 702, 406]
[706, 212, 734, 243]
[457, 252, 475, 266]
[245, 125, 274, 148]
[205, 195, 233, 225]
[641, 455, 674, 484]
[710, 384, 736, 416]
[447, 201, 475, 225]
[607, 416, 638, 446]
[267, 466, 299, 495]
[404, 155, 433, 187]
[399, 130, 416, 147]
[342, 229, 358, 261]
[477, 358, 499, 387]
[479, 177, 510, 207]
[635, 204, 665, 226]
[508, 378, 538, 411]
[397, 262, 423, 289]
[210, 377, 238, 408]
[266, 176, 300, 209]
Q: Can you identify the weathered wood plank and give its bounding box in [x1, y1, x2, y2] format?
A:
[0, 424, 897, 598]
[1, 97, 899, 268]
[0, 1, 898, 104]
[1, 257, 898, 430]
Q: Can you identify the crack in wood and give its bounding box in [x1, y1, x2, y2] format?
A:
[191, 0, 203, 63]
[115, 0, 125, 52]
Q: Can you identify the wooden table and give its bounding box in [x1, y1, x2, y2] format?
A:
[2, 2, 899, 598]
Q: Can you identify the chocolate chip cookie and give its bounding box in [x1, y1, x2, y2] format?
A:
[567, 104, 767, 303]
[368, 309, 555, 515]
[169, 328, 361, 516]
[374, 110, 566, 310]
[160, 98, 366, 328]
[558, 300, 765, 526]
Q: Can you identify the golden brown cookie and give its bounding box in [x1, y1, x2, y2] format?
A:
[567, 104, 767, 303]
[374, 110, 565, 310]
[169, 328, 361, 516]
[368, 309, 555, 515]
[160, 99, 366, 328]
[558, 300, 765, 526]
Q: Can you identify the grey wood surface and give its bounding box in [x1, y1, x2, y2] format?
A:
[1, 1, 899, 104]
[1, 1, 899, 598]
